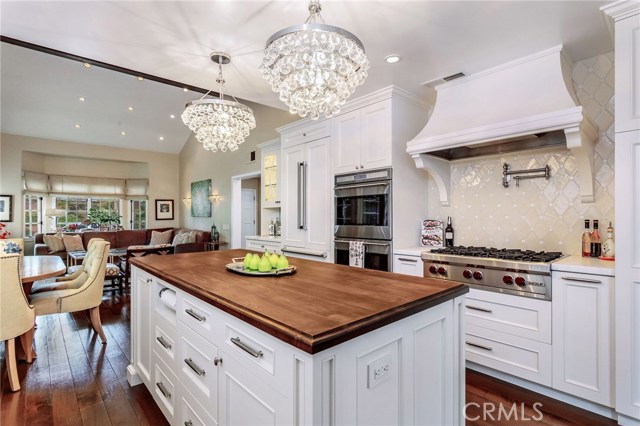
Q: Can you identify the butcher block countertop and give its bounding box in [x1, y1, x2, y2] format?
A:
[130, 249, 468, 354]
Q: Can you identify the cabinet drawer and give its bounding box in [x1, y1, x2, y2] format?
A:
[281, 120, 330, 148]
[152, 355, 179, 423]
[225, 324, 276, 376]
[465, 324, 552, 386]
[465, 289, 551, 343]
[180, 387, 218, 426]
[178, 292, 217, 341]
[177, 323, 220, 421]
[392, 255, 423, 277]
[246, 239, 282, 254]
[153, 316, 177, 371]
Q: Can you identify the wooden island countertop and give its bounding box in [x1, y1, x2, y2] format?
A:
[130, 249, 468, 354]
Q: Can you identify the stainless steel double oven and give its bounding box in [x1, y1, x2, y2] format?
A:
[334, 168, 392, 271]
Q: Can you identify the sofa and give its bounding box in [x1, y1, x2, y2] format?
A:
[34, 228, 211, 260]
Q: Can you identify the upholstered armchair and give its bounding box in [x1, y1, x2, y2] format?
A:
[0, 255, 35, 391]
[29, 240, 110, 343]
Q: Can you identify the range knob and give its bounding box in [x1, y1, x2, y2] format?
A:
[515, 276, 526, 286]
[429, 265, 438, 274]
[463, 270, 472, 279]
[437, 266, 447, 276]
[503, 275, 514, 285]
[473, 271, 483, 281]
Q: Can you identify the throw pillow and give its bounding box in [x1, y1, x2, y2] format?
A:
[172, 230, 196, 245]
[62, 234, 85, 252]
[43, 233, 65, 253]
[149, 229, 172, 245]
[183, 230, 196, 244]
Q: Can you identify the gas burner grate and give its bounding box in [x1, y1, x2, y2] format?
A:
[430, 246, 563, 263]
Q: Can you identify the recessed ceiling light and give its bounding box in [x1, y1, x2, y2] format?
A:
[74, 124, 81, 128]
[128, 106, 134, 111]
[159, 136, 165, 141]
[78, 96, 86, 102]
[385, 54, 401, 64]
[83, 63, 91, 68]
[121, 131, 126, 136]
[170, 114, 176, 119]
[137, 76, 144, 81]
[183, 88, 188, 92]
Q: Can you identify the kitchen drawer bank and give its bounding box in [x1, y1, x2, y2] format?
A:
[127, 249, 468, 425]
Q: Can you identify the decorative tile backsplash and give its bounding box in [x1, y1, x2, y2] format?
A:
[425, 52, 615, 255]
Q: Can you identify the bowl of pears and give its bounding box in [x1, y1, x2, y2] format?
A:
[226, 251, 295, 276]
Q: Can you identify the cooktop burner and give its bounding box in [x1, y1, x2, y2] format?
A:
[430, 246, 563, 263]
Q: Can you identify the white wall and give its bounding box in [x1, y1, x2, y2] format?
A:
[179, 101, 296, 244]
[0, 133, 180, 237]
[425, 53, 615, 255]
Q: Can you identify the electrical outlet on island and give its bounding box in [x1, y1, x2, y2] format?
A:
[367, 353, 392, 389]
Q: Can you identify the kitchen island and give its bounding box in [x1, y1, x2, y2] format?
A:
[127, 249, 468, 426]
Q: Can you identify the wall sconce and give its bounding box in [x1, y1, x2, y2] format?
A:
[209, 192, 224, 206]
[182, 195, 192, 207]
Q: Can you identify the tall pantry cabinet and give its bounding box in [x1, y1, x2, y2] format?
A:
[602, 1, 640, 424]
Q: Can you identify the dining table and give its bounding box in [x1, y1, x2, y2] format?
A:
[21, 255, 66, 296]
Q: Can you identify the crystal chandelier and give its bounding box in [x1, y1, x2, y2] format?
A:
[182, 52, 256, 152]
[260, 0, 370, 120]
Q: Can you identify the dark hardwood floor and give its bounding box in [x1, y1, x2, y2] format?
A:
[1, 290, 617, 426]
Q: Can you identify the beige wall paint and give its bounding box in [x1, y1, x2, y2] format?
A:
[179, 102, 296, 244]
[424, 52, 615, 255]
[0, 133, 180, 237]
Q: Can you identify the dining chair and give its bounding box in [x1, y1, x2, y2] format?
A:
[0, 254, 35, 391]
[29, 240, 110, 344]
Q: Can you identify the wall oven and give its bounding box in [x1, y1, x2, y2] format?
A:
[334, 168, 392, 271]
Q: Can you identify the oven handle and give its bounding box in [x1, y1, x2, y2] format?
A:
[334, 181, 391, 191]
[334, 239, 391, 247]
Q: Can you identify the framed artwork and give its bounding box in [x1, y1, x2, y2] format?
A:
[155, 199, 174, 221]
[0, 195, 13, 222]
[191, 179, 212, 217]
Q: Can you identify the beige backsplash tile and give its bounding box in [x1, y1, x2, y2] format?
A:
[424, 52, 615, 256]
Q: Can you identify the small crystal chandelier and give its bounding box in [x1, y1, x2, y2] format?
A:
[182, 52, 256, 152]
[260, 0, 370, 120]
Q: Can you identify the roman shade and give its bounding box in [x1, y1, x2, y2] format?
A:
[125, 179, 149, 200]
[49, 175, 126, 197]
[22, 171, 49, 195]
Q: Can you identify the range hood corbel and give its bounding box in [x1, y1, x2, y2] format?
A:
[407, 45, 598, 205]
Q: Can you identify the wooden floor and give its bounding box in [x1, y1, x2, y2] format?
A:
[1, 291, 618, 426]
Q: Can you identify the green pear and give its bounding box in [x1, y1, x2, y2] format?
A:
[249, 254, 260, 270]
[243, 253, 253, 268]
[269, 253, 279, 268]
[276, 254, 289, 269]
[258, 254, 272, 272]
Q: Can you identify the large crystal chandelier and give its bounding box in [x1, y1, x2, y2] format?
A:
[260, 0, 370, 120]
[182, 52, 256, 152]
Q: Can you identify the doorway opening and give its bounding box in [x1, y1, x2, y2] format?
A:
[230, 172, 261, 249]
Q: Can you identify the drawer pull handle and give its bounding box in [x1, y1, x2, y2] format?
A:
[156, 381, 171, 399]
[185, 421, 193, 426]
[214, 357, 223, 366]
[398, 258, 418, 263]
[561, 276, 603, 284]
[185, 308, 206, 322]
[156, 336, 172, 350]
[466, 305, 493, 313]
[184, 358, 205, 376]
[466, 341, 493, 351]
[231, 337, 263, 358]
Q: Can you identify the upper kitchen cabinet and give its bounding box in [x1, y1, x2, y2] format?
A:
[258, 139, 281, 208]
[333, 100, 392, 174]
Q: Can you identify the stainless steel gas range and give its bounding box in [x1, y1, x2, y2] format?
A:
[421, 246, 564, 301]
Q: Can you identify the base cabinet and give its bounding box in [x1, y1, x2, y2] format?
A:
[392, 254, 423, 277]
[129, 265, 465, 425]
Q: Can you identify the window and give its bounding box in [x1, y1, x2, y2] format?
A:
[23, 195, 41, 237]
[130, 200, 147, 230]
[54, 197, 119, 228]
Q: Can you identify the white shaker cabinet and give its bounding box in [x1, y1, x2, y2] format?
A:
[333, 99, 392, 174]
[128, 268, 154, 388]
[393, 254, 424, 277]
[552, 271, 614, 406]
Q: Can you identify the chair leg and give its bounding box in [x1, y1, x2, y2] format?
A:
[18, 327, 35, 364]
[89, 306, 107, 344]
[5, 339, 20, 391]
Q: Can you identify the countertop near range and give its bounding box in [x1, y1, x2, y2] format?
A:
[245, 235, 281, 242]
[552, 255, 615, 276]
[130, 249, 468, 354]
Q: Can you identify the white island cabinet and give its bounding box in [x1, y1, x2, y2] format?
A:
[127, 250, 467, 426]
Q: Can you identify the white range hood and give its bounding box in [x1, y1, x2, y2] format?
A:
[407, 45, 597, 206]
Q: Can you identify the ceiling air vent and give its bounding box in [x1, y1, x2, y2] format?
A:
[421, 72, 466, 88]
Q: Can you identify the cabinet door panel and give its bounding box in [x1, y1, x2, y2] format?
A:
[392, 254, 423, 276]
[333, 110, 361, 174]
[282, 144, 306, 247]
[359, 101, 392, 170]
[132, 268, 153, 387]
[615, 16, 640, 133]
[305, 137, 332, 252]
